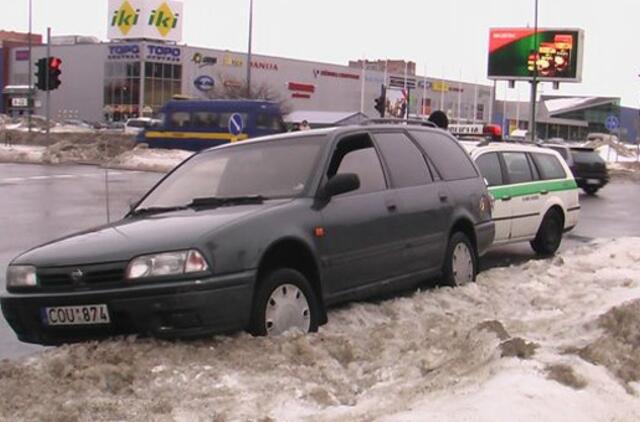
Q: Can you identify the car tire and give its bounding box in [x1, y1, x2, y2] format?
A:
[583, 186, 599, 195]
[249, 268, 320, 336]
[530, 209, 563, 257]
[442, 232, 477, 287]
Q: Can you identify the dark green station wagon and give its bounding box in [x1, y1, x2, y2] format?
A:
[2, 122, 494, 345]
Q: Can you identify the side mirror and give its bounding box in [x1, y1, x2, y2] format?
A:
[319, 173, 360, 200]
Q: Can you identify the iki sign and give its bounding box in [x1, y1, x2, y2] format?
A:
[108, 0, 183, 42]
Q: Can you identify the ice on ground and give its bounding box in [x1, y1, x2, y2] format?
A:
[1, 238, 640, 421]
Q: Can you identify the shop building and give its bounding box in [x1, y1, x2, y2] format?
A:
[2, 39, 494, 124]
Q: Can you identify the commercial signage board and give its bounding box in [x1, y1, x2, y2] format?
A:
[487, 28, 584, 82]
[108, 0, 183, 42]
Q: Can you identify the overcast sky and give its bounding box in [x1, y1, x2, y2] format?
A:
[2, 0, 639, 107]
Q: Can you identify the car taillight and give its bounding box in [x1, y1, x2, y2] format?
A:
[479, 194, 493, 216]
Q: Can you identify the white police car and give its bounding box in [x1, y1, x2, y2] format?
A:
[461, 140, 580, 256]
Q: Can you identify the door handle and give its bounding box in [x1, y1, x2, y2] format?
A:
[385, 200, 397, 211]
[438, 192, 448, 202]
[501, 195, 512, 201]
[540, 190, 549, 195]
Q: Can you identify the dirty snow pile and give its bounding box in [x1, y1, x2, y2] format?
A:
[1, 238, 640, 421]
[0, 143, 190, 173]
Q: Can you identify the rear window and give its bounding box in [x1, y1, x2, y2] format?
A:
[409, 130, 478, 181]
[532, 153, 567, 180]
[570, 149, 604, 164]
[546, 145, 569, 160]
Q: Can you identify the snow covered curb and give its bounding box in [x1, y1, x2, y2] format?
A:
[0, 238, 639, 421]
[0, 143, 191, 173]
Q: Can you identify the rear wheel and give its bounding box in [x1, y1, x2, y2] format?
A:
[530, 209, 563, 256]
[442, 232, 477, 287]
[583, 186, 599, 195]
[250, 268, 320, 336]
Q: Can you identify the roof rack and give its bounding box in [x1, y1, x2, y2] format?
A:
[360, 118, 438, 128]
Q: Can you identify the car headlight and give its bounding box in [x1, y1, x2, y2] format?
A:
[125, 249, 209, 280]
[7, 265, 37, 288]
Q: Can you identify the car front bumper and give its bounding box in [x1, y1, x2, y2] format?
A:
[1, 270, 256, 345]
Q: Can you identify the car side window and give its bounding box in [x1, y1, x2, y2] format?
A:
[475, 152, 503, 186]
[373, 132, 433, 188]
[409, 130, 478, 181]
[502, 152, 534, 184]
[532, 153, 567, 180]
[328, 134, 386, 195]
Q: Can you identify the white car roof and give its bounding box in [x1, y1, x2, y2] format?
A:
[461, 140, 560, 157]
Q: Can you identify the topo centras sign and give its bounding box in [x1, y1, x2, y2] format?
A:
[145, 44, 182, 62]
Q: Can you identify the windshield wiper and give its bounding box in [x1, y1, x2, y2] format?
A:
[129, 205, 189, 216]
[130, 195, 265, 216]
[188, 195, 266, 208]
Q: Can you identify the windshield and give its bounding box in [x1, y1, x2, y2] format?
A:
[136, 135, 326, 210]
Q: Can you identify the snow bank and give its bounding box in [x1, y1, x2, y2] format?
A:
[1, 238, 639, 421]
[0, 142, 190, 173]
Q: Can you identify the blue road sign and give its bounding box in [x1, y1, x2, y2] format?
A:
[605, 115, 620, 131]
[228, 113, 244, 135]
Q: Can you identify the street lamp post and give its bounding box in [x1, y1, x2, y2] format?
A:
[246, 0, 254, 98]
[528, 0, 539, 142]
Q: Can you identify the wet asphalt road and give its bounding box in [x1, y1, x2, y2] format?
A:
[1, 162, 639, 360]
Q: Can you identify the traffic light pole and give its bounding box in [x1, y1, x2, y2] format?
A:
[46, 27, 51, 140]
[27, 0, 32, 138]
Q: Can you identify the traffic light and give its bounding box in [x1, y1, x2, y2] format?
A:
[47, 57, 62, 90]
[34, 57, 62, 91]
[35, 57, 48, 90]
[374, 84, 386, 117]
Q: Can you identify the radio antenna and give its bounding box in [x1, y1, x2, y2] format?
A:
[104, 165, 111, 223]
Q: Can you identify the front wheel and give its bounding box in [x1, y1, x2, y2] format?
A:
[530, 209, 563, 257]
[250, 268, 320, 336]
[442, 232, 477, 287]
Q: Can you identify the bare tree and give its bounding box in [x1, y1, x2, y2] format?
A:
[205, 74, 292, 115]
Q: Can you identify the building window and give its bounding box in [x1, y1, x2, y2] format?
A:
[476, 104, 485, 121]
[103, 61, 182, 122]
[103, 61, 141, 122]
[143, 62, 182, 114]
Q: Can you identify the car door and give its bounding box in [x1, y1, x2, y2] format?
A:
[371, 130, 447, 273]
[501, 151, 543, 240]
[318, 133, 401, 297]
[475, 152, 511, 243]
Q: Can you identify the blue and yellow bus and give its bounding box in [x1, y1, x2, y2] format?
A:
[137, 99, 286, 151]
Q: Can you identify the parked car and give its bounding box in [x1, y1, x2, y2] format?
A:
[124, 117, 161, 135]
[461, 140, 580, 256]
[1, 123, 494, 345]
[543, 144, 609, 195]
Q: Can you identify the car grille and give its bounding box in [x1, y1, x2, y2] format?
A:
[37, 262, 127, 288]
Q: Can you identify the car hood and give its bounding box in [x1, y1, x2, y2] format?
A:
[13, 201, 288, 267]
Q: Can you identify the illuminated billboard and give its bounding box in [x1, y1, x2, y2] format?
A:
[487, 28, 584, 82]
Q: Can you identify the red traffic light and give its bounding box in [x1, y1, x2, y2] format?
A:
[49, 57, 62, 70]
